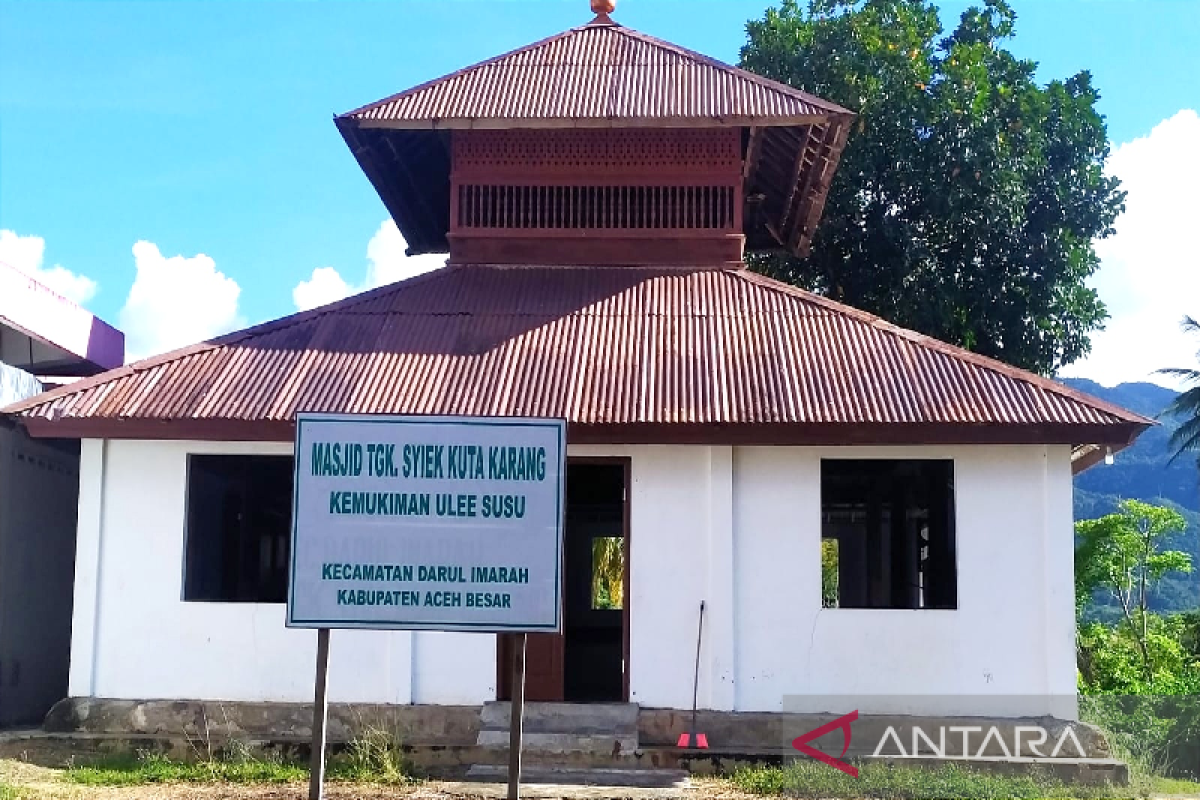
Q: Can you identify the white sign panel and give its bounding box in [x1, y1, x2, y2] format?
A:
[287, 413, 565, 632]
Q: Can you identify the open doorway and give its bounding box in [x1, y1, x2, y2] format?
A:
[498, 459, 628, 702]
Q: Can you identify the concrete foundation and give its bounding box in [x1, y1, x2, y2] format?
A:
[44, 697, 481, 745]
[23, 696, 1131, 786]
[45, 697, 1111, 758]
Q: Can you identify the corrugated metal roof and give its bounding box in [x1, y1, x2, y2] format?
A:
[4, 265, 1150, 444]
[342, 18, 853, 128]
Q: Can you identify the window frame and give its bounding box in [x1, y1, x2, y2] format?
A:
[181, 452, 295, 604]
[819, 458, 958, 611]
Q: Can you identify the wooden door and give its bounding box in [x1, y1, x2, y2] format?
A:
[497, 633, 564, 701]
[495, 458, 629, 703]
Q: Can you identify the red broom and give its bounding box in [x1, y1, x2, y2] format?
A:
[677, 601, 708, 749]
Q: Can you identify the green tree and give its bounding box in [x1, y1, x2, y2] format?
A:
[591, 537, 624, 610]
[1075, 500, 1192, 679]
[821, 538, 839, 608]
[1158, 315, 1200, 464]
[740, 0, 1125, 375]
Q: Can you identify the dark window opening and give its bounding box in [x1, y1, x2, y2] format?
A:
[184, 455, 293, 603]
[821, 460, 956, 610]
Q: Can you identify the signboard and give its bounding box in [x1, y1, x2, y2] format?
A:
[287, 413, 566, 632]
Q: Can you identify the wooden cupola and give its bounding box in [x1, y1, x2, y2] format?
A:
[336, 3, 855, 267]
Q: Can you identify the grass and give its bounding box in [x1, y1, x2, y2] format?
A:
[62, 726, 417, 788]
[731, 761, 1143, 799]
[325, 726, 415, 784]
[64, 751, 306, 786]
[1150, 775, 1200, 796]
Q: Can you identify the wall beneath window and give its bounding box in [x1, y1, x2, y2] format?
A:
[70, 439, 1075, 718]
[729, 444, 1077, 718]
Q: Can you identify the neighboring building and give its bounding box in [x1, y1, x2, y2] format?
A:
[0, 260, 124, 395]
[0, 260, 124, 727]
[3, 7, 1149, 745]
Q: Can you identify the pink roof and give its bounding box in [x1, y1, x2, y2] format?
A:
[0, 260, 124, 376]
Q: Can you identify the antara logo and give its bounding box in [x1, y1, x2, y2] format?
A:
[870, 725, 1088, 759]
[791, 711, 859, 777]
[791, 712, 1090, 776]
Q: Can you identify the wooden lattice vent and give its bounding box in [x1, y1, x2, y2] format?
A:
[448, 129, 745, 267]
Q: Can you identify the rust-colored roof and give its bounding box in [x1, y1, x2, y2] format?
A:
[335, 15, 855, 258]
[342, 17, 852, 129]
[4, 265, 1150, 447]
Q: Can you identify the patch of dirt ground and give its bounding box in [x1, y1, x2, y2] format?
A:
[1, 767, 744, 800]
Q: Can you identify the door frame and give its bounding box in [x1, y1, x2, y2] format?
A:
[496, 455, 631, 701]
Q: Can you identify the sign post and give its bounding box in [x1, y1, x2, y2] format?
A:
[507, 633, 527, 800]
[287, 413, 566, 800]
[308, 628, 331, 800]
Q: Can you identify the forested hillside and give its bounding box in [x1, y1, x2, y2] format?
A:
[1066, 378, 1200, 614]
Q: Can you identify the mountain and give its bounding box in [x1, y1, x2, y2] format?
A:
[1065, 378, 1200, 614]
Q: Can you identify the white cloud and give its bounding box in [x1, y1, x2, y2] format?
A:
[292, 221, 446, 312]
[119, 241, 243, 360]
[1060, 109, 1200, 389]
[293, 267, 351, 313]
[0, 229, 98, 305]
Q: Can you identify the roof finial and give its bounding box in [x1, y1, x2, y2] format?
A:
[590, 0, 616, 23]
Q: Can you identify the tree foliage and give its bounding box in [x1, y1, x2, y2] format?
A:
[740, 0, 1125, 375]
[591, 536, 624, 610]
[1075, 500, 1191, 624]
[1159, 316, 1200, 464]
[821, 538, 839, 608]
[1075, 500, 1194, 688]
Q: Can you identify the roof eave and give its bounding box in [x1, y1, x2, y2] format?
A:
[1071, 417, 1157, 474]
[13, 416, 1151, 449]
[349, 113, 855, 131]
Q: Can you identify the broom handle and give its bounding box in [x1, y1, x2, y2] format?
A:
[691, 600, 705, 732]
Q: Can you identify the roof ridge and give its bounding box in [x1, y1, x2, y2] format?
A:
[338, 25, 588, 120]
[211, 261, 453, 344]
[340, 20, 855, 121]
[609, 25, 855, 117]
[731, 269, 1154, 427]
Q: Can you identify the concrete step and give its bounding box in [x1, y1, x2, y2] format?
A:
[477, 731, 637, 755]
[465, 764, 689, 788]
[477, 702, 640, 756]
[479, 702, 638, 735]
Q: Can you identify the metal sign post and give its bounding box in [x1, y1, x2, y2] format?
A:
[508, 633, 528, 800]
[308, 628, 331, 800]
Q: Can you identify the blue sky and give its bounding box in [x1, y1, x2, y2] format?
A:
[1, 0, 1197, 380]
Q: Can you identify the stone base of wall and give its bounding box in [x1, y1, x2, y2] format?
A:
[44, 697, 1112, 760]
[44, 698, 481, 746]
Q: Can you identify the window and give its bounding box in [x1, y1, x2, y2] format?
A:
[820, 460, 956, 610]
[184, 455, 293, 602]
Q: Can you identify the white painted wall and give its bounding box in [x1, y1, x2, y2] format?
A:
[729, 445, 1077, 718]
[72, 439, 1076, 718]
[70, 439, 494, 705]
